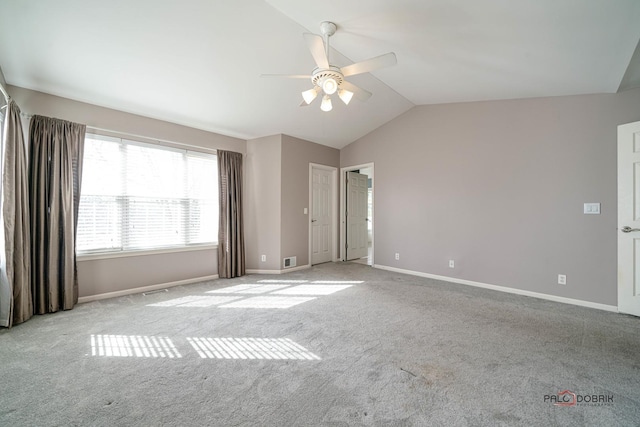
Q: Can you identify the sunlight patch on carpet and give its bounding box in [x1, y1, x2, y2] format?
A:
[219, 296, 316, 309]
[311, 280, 364, 284]
[90, 334, 182, 358]
[206, 284, 290, 294]
[187, 337, 321, 360]
[273, 284, 352, 295]
[257, 280, 309, 283]
[147, 295, 240, 307]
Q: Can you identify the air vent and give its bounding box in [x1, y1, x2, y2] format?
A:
[283, 256, 297, 269]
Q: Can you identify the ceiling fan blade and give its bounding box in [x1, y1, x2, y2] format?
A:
[303, 33, 329, 69]
[299, 100, 310, 107]
[260, 74, 311, 79]
[340, 80, 372, 101]
[341, 52, 397, 77]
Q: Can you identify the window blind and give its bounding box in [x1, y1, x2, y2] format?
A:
[77, 134, 218, 254]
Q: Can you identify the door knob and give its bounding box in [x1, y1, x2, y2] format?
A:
[621, 226, 640, 233]
[311, 219, 317, 223]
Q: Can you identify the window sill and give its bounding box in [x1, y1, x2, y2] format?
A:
[77, 244, 218, 262]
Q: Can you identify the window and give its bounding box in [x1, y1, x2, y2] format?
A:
[77, 134, 218, 254]
[0, 103, 5, 137]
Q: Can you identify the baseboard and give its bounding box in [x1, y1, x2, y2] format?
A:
[373, 264, 618, 313]
[78, 274, 219, 304]
[246, 269, 281, 275]
[247, 264, 311, 275]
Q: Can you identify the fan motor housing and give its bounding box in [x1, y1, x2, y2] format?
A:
[311, 66, 344, 87]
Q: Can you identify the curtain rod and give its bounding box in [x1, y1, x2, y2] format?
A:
[85, 125, 218, 154]
[16, 113, 222, 155]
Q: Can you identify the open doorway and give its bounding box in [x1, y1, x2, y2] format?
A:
[340, 163, 373, 266]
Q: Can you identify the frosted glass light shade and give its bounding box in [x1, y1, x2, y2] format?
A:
[320, 95, 332, 112]
[338, 89, 353, 105]
[302, 87, 319, 104]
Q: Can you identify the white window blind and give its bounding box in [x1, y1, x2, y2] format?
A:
[77, 134, 218, 254]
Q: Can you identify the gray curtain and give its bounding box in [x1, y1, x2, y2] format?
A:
[0, 101, 32, 327]
[29, 115, 85, 313]
[218, 150, 245, 278]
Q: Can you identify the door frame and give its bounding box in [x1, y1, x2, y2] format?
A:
[340, 163, 374, 264]
[309, 163, 338, 265]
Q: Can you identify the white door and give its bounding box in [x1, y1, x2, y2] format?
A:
[346, 171, 368, 260]
[311, 167, 332, 265]
[618, 121, 640, 317]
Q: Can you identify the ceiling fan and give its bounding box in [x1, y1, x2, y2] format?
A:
[262, 21, 397, 112]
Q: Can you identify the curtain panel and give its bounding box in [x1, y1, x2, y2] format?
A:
[29, 115, 85, 313]
[0, 100, 31, 327]
[218, 150, 245, 278]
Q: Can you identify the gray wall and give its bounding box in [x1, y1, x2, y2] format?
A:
[8, 86, 244, 154]
[79, 251, 218, 297]
[341, 89, 640, 306]
[281, 135, 340, 266]
[245, 135, 282, 271]
[245, 134, 339, 271]
[8, 86, 246, 298]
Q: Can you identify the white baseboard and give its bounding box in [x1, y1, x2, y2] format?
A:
[246, 269, 281, 275]
[247, 264, 311, 275]
[373, 264, 618, 313]
[78, 274, 219, 304]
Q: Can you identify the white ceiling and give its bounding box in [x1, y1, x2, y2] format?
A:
[1, 0, 639, 149]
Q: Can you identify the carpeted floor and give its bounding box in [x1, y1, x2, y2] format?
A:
[1, 262, 639, 426]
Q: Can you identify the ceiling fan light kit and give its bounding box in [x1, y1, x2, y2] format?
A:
[338, 89, 353, 105]
[302, 87, 320, 104]
[320, 95, 333, 112]
[263, 21, 397, 112]
[321, 77, 338, 95]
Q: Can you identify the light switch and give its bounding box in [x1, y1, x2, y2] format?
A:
[583, 203, 600, 214]
[303, 208, 308, 215]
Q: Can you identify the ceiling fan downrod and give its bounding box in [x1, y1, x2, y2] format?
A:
[319, 21, 337, 60]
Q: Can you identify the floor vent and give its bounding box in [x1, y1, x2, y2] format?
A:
[283, 256, 297, 269]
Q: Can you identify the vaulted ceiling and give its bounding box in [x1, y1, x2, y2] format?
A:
[1, 0, 639, 149]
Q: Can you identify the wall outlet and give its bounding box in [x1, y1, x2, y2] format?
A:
[261, 255, 266, 262]
[395, 253, 400, 260]
[449, 260, 455, 268]
[583, 203, 600, 215]
[558, 274, 566, 285]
